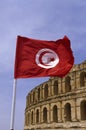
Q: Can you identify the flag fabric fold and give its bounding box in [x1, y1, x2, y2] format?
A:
[14, 35, 74, 78]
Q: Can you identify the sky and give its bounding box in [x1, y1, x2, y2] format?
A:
[0, 0, 86, 130]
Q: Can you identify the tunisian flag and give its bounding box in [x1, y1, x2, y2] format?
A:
[14, 36, 74, 78]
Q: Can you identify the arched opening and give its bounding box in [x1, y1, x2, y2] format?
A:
[53, 105, 58, 122]
[44, 84, 48, 99]
[64, 103, 71, 121]
[65, 76, 71, 92]
[80, 100, 86, 120]
[36, 109, 39, 123]
[53, 80, 58, 95]
[80, 72, 86, 87]
[43, 107, 47, 123]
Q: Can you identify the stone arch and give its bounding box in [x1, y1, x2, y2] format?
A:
[44, 84, 48, 99]
[36, 109, 39, 123]
[53, 80, 58, 95]
[64, 103, 71, 121]
[80, 100, 86, 120]
[43, 107, 47, 123]
[65, 76, 71, 92]
[80, 72, 86, 87]
[53, 105, 58, 122]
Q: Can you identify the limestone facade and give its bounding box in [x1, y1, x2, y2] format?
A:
[24, 60, 86, 130]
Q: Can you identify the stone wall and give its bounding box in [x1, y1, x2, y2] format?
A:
[24, 60, 86, 130]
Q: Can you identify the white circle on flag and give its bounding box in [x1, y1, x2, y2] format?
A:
[35, 48, 59, 69]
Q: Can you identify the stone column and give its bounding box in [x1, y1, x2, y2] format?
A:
[58, 79, 62, 94]
[62, 101, 65, 122]
[34, 110, 36, 124]
[48, 81, 52, 97]
[40, 106, 43, 123]
[76, 98, 81, 121]
[62, 107, 65, 122]
[47, 105, 50, 123]
[71, 100, 77, 121]
[76, 71, 80, 89]
[76, 106, 81, 121]
[42, 86, 44, 99]
[71, 72, 76, 90]
[49, 103, 51, 123]
[58, 102, 62, 122]
[48, 84, 50, 97]
[39, 107, 41, 123]
[29, 112, 31, 125]
[51, 84, 54, 96]
[40, 85, 43, 100]
[35, 89, 38, 102]
[50, 108, 53, 122]
[51, 80, 54, 96]
[62, 79, 65, 93]
[33, 110, 35, 124]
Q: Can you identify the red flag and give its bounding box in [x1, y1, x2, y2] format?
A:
[14, 36, 74, 78]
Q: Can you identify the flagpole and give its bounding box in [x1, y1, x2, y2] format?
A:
[10, 79, 17, 130]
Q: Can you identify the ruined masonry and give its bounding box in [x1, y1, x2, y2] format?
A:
[24, 60, 86, 130]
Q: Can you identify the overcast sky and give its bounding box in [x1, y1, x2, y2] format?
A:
[0, 0, 86, 130]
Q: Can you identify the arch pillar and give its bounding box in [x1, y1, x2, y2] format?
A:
[58, 102, 62, 122]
